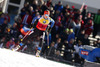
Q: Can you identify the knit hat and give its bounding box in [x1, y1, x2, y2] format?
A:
[65, 28, 69, 31]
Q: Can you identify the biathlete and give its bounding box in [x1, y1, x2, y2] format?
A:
[16, 10, 55, 55]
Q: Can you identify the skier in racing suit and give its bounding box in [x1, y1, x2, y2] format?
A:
[17, 10, 55, 54]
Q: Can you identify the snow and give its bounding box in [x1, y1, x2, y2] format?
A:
[0, 48, 74, 67]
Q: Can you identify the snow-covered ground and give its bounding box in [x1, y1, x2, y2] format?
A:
[0, 48, 74, 67]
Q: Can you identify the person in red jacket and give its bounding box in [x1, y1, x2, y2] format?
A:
[84, 19, 93, 35]
[5, 12, 10, 23]
[6, 38, 15, 49]
[47, 0, 53, 7]
[22, 11, 32, 26]
[55, 16, 61, 30]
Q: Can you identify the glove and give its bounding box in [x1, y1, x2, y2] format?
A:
[19, 43, 24, 46]
[48, 46, 50, 48]
[37, 47, 41, 51]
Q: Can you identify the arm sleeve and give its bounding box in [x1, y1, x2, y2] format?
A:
[31, 16, 41, 24]
[50, 18, 55, 28]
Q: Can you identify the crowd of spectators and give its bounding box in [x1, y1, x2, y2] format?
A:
[0, 0, 100, 64]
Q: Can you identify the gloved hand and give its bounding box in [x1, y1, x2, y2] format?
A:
[38, 47, 41, 51]
[19, 43, 24, 46]
[47, 46, 50, 48]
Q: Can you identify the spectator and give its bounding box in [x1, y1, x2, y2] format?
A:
[54, 10, 60, 20]
[77, 30, 85, 43]
[53, 50, 63, 61]
[54, 38, 62, 51]
[24, 40, 33, 52]
[68, 19, 81, 36]
[78, 15, 84, 30]
[82, 5, 88, 21]
[96, 38, 100, 48]
[93, 9, 100, 38]
[0, 13, 5, 25]
[2, 28, 10, 41]
[48, 42, 56, 57]
[20, 8, 26, 18]
[47, 0, 53, 7]
[62, 4, 70, 15]
[74, 40, 82, 53]
[29, 6, 35, 17]
[60, 28, 69, 42]
[10, 23, 19, 39]
[54, 16, 62, 33]
[74, 10, 81, 22]
[93, 41, 98, 47]
[54, 1, 63, 12]
[67, 29, 75, 43]
[1, 20, 8, 34]
[84, 19, 93, 35]
[22, 11, 32, 26]
[74, 40, 84, 63]
[23, 2, 30, 11]
[15, 17, 23, 32]
[37, 0, 44, 7]
[0, 37, 6, 48]
[81, 34, 90, 45]
[84, 12, 92, 25]
[31, 0, 38, 11]
[6, 38, 15, 49]
[64, 38, 75, 61]
[4, 12, 10, 23]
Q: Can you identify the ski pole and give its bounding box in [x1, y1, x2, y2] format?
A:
[13, 27, 34, 51]
[46, 25, 50, 48]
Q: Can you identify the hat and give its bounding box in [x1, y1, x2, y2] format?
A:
[57, 16, 61, 21]
[72, 6, 75, 9]
[44, 10, 50, 16]
[65, 28, 69, 31]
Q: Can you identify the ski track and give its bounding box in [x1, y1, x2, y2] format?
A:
[0, 48, 74, 67]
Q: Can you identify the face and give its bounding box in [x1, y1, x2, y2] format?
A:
[78, 41, 82, 45]
[97, 40, 100, 43]
[56, 34, 59, 38]
[69, 39, 74, 44]
[84, 34, 88, 39]
[4, 20, 7, 24]
[56, 51, 60, 55]
[44, 15, 49, 19]
[13, 23, 17, 28]
[87, 13, 91, 18]
[66, 5, 69, 9]
[51, 42, 55, 47]
[81, 30, 85, 34]
[98, 10, 100, 14]
[30, 7, 33, 11]
[57, 38, 61, 43]
[1, 14, 5, 18]
[10, 40, 13, 43]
